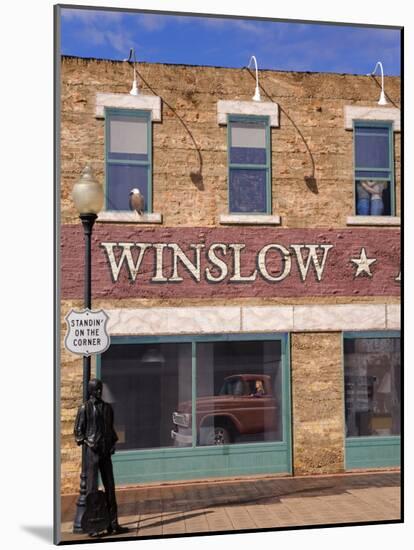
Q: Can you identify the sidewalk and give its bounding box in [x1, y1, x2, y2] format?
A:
[60, 470, 401, 542]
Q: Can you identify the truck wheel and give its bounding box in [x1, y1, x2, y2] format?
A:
[215, 426, 231, 445]
[209, 426, 231, 445]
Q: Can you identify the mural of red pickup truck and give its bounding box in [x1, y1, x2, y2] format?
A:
[171, 374, 281, 446]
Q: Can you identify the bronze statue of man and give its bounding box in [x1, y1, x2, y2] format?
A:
[74, 378, 128, 536]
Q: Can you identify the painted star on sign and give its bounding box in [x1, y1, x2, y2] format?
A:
[351, 247, 377, 278]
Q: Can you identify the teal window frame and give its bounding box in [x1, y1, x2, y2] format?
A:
[96, 332, 292, 484]
[227, 114, 272, 214]
[353, 120, 395, 216]
[104, 107, 153, 212]
[342, 330, 401, 470]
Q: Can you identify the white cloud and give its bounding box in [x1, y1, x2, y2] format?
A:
[61, 8, 123, 24]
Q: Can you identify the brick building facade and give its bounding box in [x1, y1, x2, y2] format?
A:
[59, 56, 401, 494]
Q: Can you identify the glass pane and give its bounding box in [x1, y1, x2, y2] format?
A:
[355, 180, 391, 216]
[230, 121, 267, 165]
[355, 129, 389, 169]
[109, 115, 148, 161]
[229, 169, 267, 213]
[106, 163, 148, 211]
[344, 337, 400, 437]
[101, 343, 192, 450]
[195, 340, 283, 446]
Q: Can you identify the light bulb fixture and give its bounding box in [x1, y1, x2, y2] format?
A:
[248, 55, 261, 102]
[367, 61, 388, 106]
[125, 48, 139, 96]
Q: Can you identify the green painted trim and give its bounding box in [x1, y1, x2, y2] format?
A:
[344, 330, 400, 339]
[104, 107, 153, 213]
[113, 443, 290, 484]
[283, 333, 292, 474]
[353, 119, 395, 215]
[191, 341, 196, 448]
[345, 436, 400, 469]
[355, 167, 390, 172]
[226, 114, 271, 215]
[108, 333, 287, 345]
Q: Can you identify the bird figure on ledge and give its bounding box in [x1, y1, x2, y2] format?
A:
[129, 188, 144, 216]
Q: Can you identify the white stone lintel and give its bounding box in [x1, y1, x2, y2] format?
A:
[386, 304, 401, 329]
[344, 105, 400, 131]
[97, 211, 162, 224]
[217, 100, 279, 127]
[219, 214, 281, 225]
[293, 304, 387, 332]
[106, 304, 399, 336]
[346, 215, 400, 227]
[95, 93, 161, 120]
[107, 307, 241, 336]
[242, 307, 294, 332]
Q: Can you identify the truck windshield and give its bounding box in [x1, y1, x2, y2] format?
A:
[219, 378, 244, 396]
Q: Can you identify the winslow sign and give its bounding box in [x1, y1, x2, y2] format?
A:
[100, 242, 333, 283]
[61, 226, 400, 299]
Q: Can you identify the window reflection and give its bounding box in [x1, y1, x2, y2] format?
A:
[101, 343, 192, 450]
[344, 337, 400, 437]
[194, 341, 283, 446]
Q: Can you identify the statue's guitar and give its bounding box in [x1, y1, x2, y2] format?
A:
[81, 490, 110, 536]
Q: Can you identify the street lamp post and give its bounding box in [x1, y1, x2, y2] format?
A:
[71, 165, 104, 533]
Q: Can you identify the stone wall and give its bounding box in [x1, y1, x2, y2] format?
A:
[291, 332, 345, 475]
[59, 57, 400, 495]
[60, 57, 401, 227]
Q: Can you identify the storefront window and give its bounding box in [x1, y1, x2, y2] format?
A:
[101, 337, 285, 451]
[344, 336, 400, 437]
[101, 342, 192, 450]
[196, 340, 283, 445]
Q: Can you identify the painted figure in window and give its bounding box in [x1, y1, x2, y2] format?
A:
[250, 379, 265, 397]
[356, 180, 387, 216]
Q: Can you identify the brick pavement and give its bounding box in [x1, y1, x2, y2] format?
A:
[60, 471, 401, 542]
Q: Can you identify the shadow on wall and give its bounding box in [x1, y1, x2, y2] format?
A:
[136, 66, 204, 191]
[245, 67, 319, 194]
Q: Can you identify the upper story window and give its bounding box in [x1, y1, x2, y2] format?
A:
[105, 108, 152, 212]
[227, 115, 271, 214]
[354, 121, 394, 217]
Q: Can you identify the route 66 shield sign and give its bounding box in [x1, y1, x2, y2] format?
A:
[64, 309, 111, 357]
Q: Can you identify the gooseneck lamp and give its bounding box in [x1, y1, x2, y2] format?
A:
[367, 61, 388, 106]
[125, 47, 139, 96]
[72, 165, 104, 533]
[248, 55, 261, 102]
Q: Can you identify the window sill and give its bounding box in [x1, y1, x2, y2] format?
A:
[219, 214, 281, 225]
[97, 211, 163, 224]
[346, 215, 400, 227]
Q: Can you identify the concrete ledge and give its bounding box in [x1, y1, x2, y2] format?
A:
[347, 215, 400, 227]
[386, 304, 401, 329]
[106, 304, 400, 335]
[293, 304, 387, 332]
[344, 105, 400, 131]
[95, 93, 161, 120]
[219, 214, 281, 225]
[217, 100, 279, 127]
[97, 211, 162, 224]
[107, 307, 241, 335]
[242, 306, 294, 332]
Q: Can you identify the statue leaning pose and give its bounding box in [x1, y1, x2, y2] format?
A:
[74, 378, 128, 536]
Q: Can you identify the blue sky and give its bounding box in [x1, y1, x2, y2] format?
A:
[60, 7, 401, 75]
